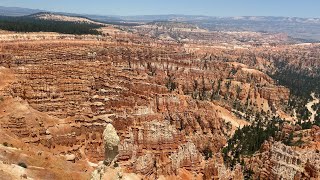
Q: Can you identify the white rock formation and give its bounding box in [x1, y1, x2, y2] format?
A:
[103, 123, 120, 165]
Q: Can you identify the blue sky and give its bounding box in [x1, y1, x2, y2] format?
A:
[0, 0, 319, 18]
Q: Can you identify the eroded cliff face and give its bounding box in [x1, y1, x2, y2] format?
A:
[248, 136, 320, 180]
[91, 120, 244, 180]
[0, 28, 303, 179]
[117, 120, 202, 177]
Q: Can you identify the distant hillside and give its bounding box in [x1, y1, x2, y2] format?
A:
[0, 15, 103, 35]
[28, 12, 140, 27]
[0, 6, 121, 23]
[0, 6, 42, 16]
[1, 6, 320, 41]
[127, 15, 320, 42]
[121, 15, 320, 24]
[30, 12, 104, 25]
[120, 14, 210, 22]
[192, 16, 320, 42]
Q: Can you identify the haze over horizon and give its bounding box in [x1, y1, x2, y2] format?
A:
[0, 0, 319, 18]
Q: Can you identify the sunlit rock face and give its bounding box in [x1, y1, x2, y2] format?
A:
[103, 123, 120, 165]
[248, 140, 320, 179]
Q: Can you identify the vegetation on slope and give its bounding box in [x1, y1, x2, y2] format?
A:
[223, 115, 320, 169]
[222, 117, 284, 168]
[267, 55, 320, 120]
[0, 16, 103, 35]
[270, 68, 320, 98]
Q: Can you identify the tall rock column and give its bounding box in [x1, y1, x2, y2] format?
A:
[103, 123, 120, 165]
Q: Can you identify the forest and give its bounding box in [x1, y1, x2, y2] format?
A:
[222, 117, 283, 168]
[268, 54, 320, 121]
[0, 16, 103, 35]
[223, 115, 320, 170]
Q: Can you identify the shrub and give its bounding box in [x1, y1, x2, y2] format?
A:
[113, 161, 119, 168]
[18, 162, 27, 168]
[203, 147, 213, 160]
[21, 174, 27, 179]
[165, 74, 177, 92]
[2, 142, 8, 147]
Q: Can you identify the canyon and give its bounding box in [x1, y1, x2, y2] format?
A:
[0, 12, 319, 180]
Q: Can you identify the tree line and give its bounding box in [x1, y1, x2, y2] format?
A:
[0, 16, 103, 35]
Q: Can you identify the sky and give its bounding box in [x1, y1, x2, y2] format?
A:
[0, 0, 319, 18]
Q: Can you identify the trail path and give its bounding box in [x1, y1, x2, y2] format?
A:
[306, 93, 319, 122]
